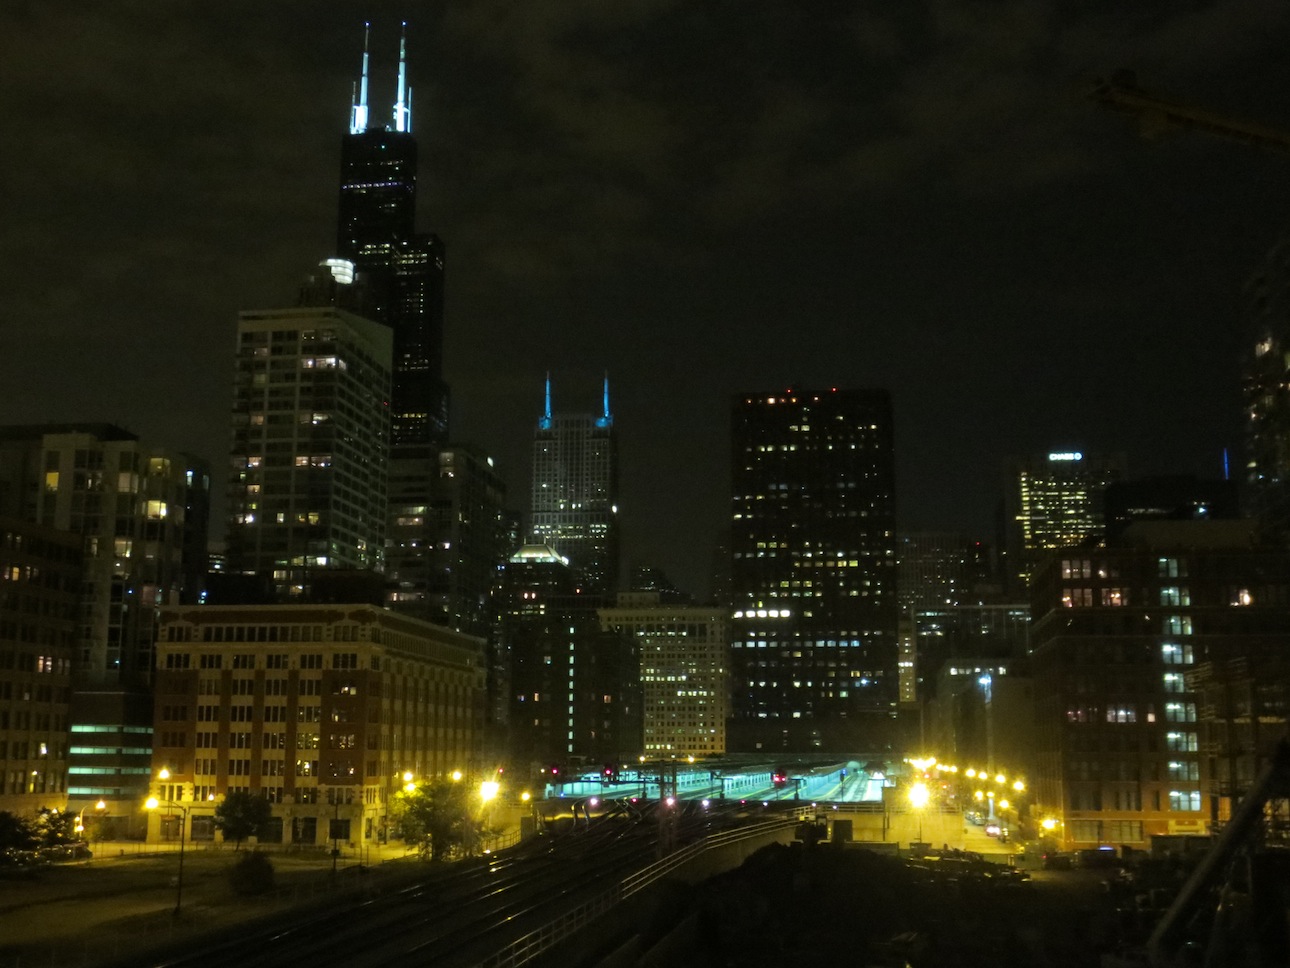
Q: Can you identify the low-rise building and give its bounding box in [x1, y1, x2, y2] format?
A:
[149, 603, 484, 848]
[1028, 520, 1290, 850]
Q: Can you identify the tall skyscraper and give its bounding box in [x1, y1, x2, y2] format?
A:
[529, 376, 620, 597]
[728, 388, 898, 753]
[337, 24, 448, 446]
[225, 278, 392, 597]
[1003, 451, 1124, 591]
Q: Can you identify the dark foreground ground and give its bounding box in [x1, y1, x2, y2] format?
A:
[1, 838, 1182, 968]
[628, 843, 1174, 968]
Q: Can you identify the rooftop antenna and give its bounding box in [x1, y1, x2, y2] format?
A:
[540, 373, 553, 430]
[597, 372, 613, 428]
[394, 22, 411, 133]
[349, 22, 370, 135]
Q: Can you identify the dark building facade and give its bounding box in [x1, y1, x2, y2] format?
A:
[0, 424, 209, 821]
[728, 388, 898, 753]
[1103, 475, 1240, 543]
[529, 377, 620, 597]
[337, 26, 448, 447]
[500, 545, 639, 778]
[386, 444, 510, 636]
[1027, 520, 1290, 851]
[0, 518, 80, 815]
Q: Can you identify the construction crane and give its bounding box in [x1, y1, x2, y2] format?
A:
[1091, 69, 1290, 155]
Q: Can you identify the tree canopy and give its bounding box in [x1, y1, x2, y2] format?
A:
[213, 791, 273, 850]
[0, 811, 36, 852]
[395, 777, 492, 862]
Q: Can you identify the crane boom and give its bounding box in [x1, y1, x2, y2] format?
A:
[1091, 70, 1290, 156]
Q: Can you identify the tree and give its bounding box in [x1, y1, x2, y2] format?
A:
[213, 791, 273, 850]
[31, 808, 77, 847]
[394, 777, 490, 862]
[0, 811, 36, 852]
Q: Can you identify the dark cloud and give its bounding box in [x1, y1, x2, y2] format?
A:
[3, 1, 1290, 596]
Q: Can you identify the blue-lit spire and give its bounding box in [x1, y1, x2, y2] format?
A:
[539, 373, 553, 430]
[349, 22, 370, 135]
[393, 22, 411, 133]
[596, 372, 613, 428]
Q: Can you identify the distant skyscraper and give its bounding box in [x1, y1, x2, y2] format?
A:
[225, 283, 392, 597]
[386, 443, 510, 636]
[1243, 236, 1290, 540]
[337, 24, 448, 446]
[728, 388, 898, 753]
[1003, 451, 1124, 590]
[896, 532, 993, 615]
[501, 545, 637, 773]
[600, 593, 728, 758]
[529, 376, 620, 597]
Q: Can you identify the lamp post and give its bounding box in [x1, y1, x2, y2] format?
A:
[908, 781, 930, 845]
[478, 779, 499, 854]
[75, 799, 107, 843]
[144, 793, 189, 916]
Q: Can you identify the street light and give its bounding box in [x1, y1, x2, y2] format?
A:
[144, 789, 189, 916]
[908, 781, 930, 843]
[75, 799, 107, 843]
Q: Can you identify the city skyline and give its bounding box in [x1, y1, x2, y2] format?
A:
[6, 5, 1290, 597]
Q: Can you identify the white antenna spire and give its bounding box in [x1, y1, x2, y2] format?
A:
[393, 22, 410, 133]
[349, 22, 370, 134]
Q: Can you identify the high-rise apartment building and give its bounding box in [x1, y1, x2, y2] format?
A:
[0, 424, 209, 818]
[225, 294, 392, 597]
[1244, 237, 1290, 539]
[0, 519, 80, 814]
[599, 593, 728, 758]
[1003, 451, 1124, 590]
[337, 25, 448, 446]
[529, 377, 620, 597]
[728, 388, 898, 753]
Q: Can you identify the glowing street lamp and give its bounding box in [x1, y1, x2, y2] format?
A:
[74, 799, 107, 838]
[908, 781, 930, 842]
[145, 772, 189, 916]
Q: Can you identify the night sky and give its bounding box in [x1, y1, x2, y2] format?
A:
[5, 2, 1290, 599]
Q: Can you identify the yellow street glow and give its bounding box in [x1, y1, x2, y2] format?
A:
[908, 782, 930, 809]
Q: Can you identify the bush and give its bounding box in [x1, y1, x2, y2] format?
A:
[229, 850, 275, 896]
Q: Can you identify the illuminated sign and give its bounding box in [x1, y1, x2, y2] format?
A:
[1048, 452, 1083, 462]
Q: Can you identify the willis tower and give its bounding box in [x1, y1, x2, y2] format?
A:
[338, 23, 449, 446]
